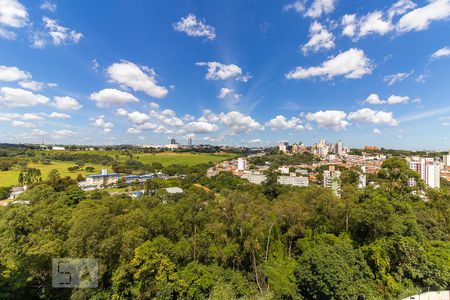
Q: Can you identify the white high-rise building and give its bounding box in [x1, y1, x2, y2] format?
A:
[408, 158, 441, 189]
[277, 143, 287, 153]
[443, 153, 450, 167]
[323, 165, 341, 197]
[237, 158, 248, 171]
[426, 163, 441, 189]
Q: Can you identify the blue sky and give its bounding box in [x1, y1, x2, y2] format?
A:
[0, 0, 450, 149]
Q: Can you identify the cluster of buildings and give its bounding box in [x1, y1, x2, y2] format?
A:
[79, 169, 168, 191]
[277, 139, 349, 157]
[407, 157, 441, 189]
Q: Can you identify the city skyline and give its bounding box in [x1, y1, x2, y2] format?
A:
[1, 0, 450, 149]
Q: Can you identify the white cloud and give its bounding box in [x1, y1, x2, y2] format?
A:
[342, 14, 357, 37]
[149, 102, 159, 109]
[250, 138, 262, 143]
[89, 88, 139, 107]
[0, 87, 48, 107]
[302, 21, 335, 54]
[219, 111, 263, 134]
[265, 115, 304, 130]
[306, 110, 348, 131]
[173, 14, 216, 40]
[0, 112, 43, 121]
[184, 121, 219, 134]
[358, 11, 392, 38]
[127, 110, 151, 125]
[40, 1, 56, 12]
[0, 0, 28, 28]
[218, 87, 241, 100]
[196, 62, 250, 82]
[0, 65, 31, 81]
[387, 95, 409, 104]
[348, 108, 398, 126]
[431, 46, 450, 59]
[126, 128, 141, 134]
[54, 129, 75, 137]
[286, 48, 373, 80]
[364, 93, 385, 105]
[397, 0, 450, 33]
[305, 0, 336, 18]
[373, 128, 381, 135]
[283, 1, 305, 13]
[48, 112, 70, 119]
[12, 120, 35, 128]
[383, 71, 413, 85]
[53, 96, 82, 110]
[0, 28, 15, 39]
[107, 60, 168, 98]
[92, 116, 114, 132]
[18, 80, 56, 91]
[43, 17, 83, 46]
[342, 11, 392, 39]
[388, 0, 417, 19]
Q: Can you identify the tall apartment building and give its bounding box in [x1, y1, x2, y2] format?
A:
[408, 158, 441, 189]
[443, 152, 450, 167]
[323, 165, 341, 197]
[237, 158, 248, 171]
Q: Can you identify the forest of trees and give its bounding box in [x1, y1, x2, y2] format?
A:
[0, 157, 449, 299]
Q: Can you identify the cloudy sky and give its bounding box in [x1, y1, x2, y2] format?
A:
[0, 0, 450, 149]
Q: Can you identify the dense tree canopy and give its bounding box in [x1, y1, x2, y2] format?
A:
[0, 157, 449, 299]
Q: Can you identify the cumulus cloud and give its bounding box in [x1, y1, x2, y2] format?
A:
[0, 87, 48, 107]
[286, 48, 373, 80]
[219, 111, 263, 134]
[397, 0, 450, 33]
[387, 95, 409, 104]
[283, 1, 305, 13]
[116, 108, 151, 125]
[127, 128, 141, 134]
[388, 0, 417, 19]
[53, 96, 82, 110]
[196, 62, 251, 82]
[40, 1, 56, 12]
[348, 108, 398, 126]
[0, 0, 28, 28]
[92, 116, 114, 132]
[342, 11, 392, 39]
[218, 87, 241, 100]
[306, 110, 348, 131]
[302, 21, 335, 54]
[42, 17, 83, 46]
[0, 65, 31, 81]
[89, 88, 139, 107]
[431, 46, 450, 59]
[49, 112, 70, 119]
[18, 80, 56, 91]
[173, 14, 216, 40]
[12, 120, 35, 128]
[305, 0, 336, 18]
[364, 93, 385, 105]
[265, 115, 304, 130]
[373, 128, 381, 135]
[184, 121, 219, 134]
[383, 71, 413, 85]
[0, 112, 43, 121]
[363, 94, 410, 105]
[107, 60, 168, 98]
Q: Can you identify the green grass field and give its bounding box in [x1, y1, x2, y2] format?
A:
[133, 152, 238, 166]
[0, 152, 237, 187]
[0, 161, 109, 187]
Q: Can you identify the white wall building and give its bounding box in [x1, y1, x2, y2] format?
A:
[278, 175, 309, 187]
[86, 169, 120, 187]
[278, 166, 290, 174]
[241, 172, 267, 184]
[237, 158, 248, 171]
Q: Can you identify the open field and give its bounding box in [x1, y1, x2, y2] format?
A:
[133, 152, 238, 166]
[0, 152, 237, 187]
[0, 161, 109, 187]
